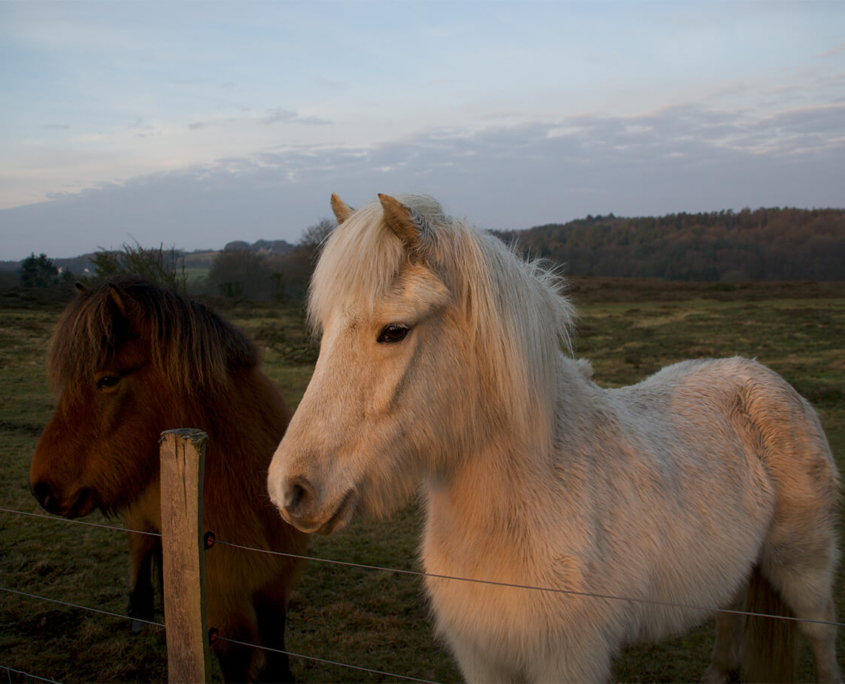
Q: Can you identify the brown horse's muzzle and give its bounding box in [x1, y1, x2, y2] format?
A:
[30, 406, 100, 519]
[30, 478, 97, 519]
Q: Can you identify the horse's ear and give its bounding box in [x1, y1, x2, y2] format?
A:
[330, 193, 353, 225]
[378, 194, 431, 258]
[74, 281, 87, 295]
[108, 284, 129, 318]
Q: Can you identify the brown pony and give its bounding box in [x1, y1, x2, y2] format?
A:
[30, 276, 308, 683]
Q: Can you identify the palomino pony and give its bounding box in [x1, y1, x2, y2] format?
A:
[30, 276, 308, 683]
[268, 193, 842, 683]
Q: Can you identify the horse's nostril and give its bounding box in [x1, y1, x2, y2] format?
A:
[289, 483, 306, 510]
[285, 477, 315, 519]
[32, 481, 55, 511]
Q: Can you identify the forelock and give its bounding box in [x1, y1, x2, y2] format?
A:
[308, 195, 449, 331]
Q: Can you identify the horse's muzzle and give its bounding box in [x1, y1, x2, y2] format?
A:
[32, 480, 58, 512]
[274, 475, 355, 535]
[31, 480, 95, 518]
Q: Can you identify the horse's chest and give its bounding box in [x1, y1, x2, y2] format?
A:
[423, 556, 532, 653]
[421, 530, 588, 653]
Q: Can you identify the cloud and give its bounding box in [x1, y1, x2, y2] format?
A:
[127, 118, 155, 131]
[310, 74, 346, 89]
[262, 108, 332, 126]
[186, 109, 334, 132]
[817, 41, 845, 59]
[2, 101, 843, 260]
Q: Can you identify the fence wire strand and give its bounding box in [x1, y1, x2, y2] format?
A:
[214, 635, 443, 684]
[0, 507, 161, 538]
[0, 586, 164, 629]
[212, 537, 845, 629]
[0, 665, 62, 684]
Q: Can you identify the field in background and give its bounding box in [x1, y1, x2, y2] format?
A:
[1, 279, 843, 683]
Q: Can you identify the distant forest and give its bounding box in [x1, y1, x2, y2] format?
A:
[493, 207, 845, 281]
[3, 207, 844, 286]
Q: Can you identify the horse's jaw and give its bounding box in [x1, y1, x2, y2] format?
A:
[67, 488, 100, 518]
[277, 498, 356, 536]
[314, 489, 358, 536]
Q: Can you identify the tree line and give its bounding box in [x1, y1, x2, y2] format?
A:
[492, 207, 845, 281]
[4, 219, 335, 303]
[6, 206, 844, 303]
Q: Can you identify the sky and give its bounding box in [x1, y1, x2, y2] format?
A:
[1, 1, 843, 261]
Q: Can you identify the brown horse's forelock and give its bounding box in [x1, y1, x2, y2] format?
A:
[47, 277, 258, 400]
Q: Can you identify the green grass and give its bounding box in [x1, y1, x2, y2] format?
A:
[1, 281, 844, 683]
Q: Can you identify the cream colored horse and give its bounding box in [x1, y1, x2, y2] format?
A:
[268, 193, 841, 683]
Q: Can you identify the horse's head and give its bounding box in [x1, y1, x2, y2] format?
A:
[267, 195, 460, 534]
[268, 193, 573, 535]
[30, 277, 255, 518]
[29, 280, 170, 517]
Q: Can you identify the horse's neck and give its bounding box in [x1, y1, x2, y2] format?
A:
[422, 357, 600, 576]
[181, 368, 293, 545]
[195, 368, 290, 475]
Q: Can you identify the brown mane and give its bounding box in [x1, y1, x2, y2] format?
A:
[48, 275, 257, 398]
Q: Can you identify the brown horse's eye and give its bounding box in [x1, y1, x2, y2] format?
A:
[96, 375, 121, 391]
[377, 324, 409, 344]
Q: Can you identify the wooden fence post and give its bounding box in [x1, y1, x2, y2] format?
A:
[160, 428, 211, 684]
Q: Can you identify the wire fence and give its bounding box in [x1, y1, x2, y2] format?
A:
[0, 665, 62, 684]
[210, 535, 845, 629]
[0, 505, 441, 683]
[0, 586, 164, 629]
[0, 507, 161, 538]
[3, 501, 844, 684]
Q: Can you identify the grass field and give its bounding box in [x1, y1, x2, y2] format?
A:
[1, 278, 844, 683]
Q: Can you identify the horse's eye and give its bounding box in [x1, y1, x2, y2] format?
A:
[377, 325, 409, 344]
[96, 375, 121, 390]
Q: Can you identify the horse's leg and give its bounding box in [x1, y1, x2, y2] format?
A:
[531, 651, 612, 684]
[209, 600, 264, 684]
[124, 489, 162, 631]
[206, 557, 265, 684]
[755, 501, 841, 684]
[740, 377, 842, 682]
[701, 587, 745, 684]
[527, 630, 613, 684]
[765, 561, 841, 684]
[800, 596, 842, 684]
[126, 529, 157, 630]
[255, 587, 294, 684]
[447, 634, 520, 684]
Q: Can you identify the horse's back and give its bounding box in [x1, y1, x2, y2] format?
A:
[628, 356, 837, 480]
[613, 356, 838, 518]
